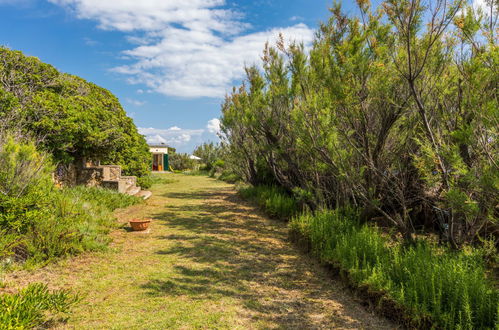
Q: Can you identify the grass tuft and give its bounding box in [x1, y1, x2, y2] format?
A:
[239, 185, 299, 219]
[0, 283, 79, 329]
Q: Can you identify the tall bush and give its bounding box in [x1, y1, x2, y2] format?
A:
[0, 47, 150, 178]
[220, 0, 499, 245]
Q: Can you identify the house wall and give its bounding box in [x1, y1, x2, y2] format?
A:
[149, 147, 168, 154]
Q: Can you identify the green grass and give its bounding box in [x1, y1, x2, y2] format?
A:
[289, 209, 499, 329]
[2, 174, 393, 329]
[0, 283, 79, 329]
[238, 185, 299, 219]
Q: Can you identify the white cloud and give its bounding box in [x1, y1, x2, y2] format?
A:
[289, 16, 303, 22]
[457, 0, 492, 15]
[472, 0, 488, 12]
[48, 0, 315, 98]
[206, 118, 220, 134]
[83, 37, 98, 46]
[126, 98, 146, 106]
[139, 126, 204, 147]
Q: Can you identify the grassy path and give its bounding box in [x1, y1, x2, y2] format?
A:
[6, 174, 394, 329]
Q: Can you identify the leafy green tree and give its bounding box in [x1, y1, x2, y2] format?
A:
[0, 47, 150, 178]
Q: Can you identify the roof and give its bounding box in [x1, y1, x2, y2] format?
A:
[148, 143, 171, 148]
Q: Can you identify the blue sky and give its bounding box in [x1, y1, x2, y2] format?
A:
[0, 0, 360, 152]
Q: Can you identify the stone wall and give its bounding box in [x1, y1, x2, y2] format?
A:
[53, 159, 142, 197]
[53, 163, 77, 187]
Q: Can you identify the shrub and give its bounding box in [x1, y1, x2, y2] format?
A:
[239, 185, 299, 219]
[169, 153, 196, 171]
[289, 209, 499, 329]
[218, 171, 241, 183]
[0, 136, 142, 266]
[193, 142, 221, 171]
[0, 283, 79, 329]
[0, 47, 151, 178]
[137, 175, 153, 189]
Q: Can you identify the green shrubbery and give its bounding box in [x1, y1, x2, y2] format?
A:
[220, 1, 498, 247]
[136, 175, 154, 189]
[289, 209, 499, 329]
[169, 153, 197, 171]
[239, 185, 298, 219]
[0, 47, 150, 179]
[218, 171, 241, 183]
[0, 137, 141, 267]
[0, 283, 79, 329]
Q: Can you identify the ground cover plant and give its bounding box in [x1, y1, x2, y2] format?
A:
[0, 135, 142, 328]
[0, 283, 79, 329]
[239, 185, 299, 219]
[289, 209, 498, 329]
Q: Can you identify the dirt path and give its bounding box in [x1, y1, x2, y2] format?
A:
[5, 174, 395, 329]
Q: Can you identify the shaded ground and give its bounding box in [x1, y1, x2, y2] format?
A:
[3, 174, 395, 329]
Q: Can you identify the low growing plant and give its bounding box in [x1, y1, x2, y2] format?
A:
[239, 185, 299, 219]
[0, 135, 142, 266]
[290, 209, 499, 329]
[0, 283, 79, 329]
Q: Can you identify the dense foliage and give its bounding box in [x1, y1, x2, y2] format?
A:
[290, 209, 498, 329]
[220, 0, 498, 247]
[0, 47, 150, 177]
[0, 283, 79, 329]
[239, 185, 299, 219]
[193, 142, 222, 171]
[0, 136, 141, 266]
[169, 153, 197, 171]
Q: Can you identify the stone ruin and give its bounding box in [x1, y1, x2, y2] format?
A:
[54, 159, 150, 199]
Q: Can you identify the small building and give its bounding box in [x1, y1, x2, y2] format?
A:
[149, 143, 172, 171]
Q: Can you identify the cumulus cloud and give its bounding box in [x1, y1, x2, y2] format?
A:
[206, 118, 220, 134]
[48, 0, 315, 98]
[139, 126, 204, 147]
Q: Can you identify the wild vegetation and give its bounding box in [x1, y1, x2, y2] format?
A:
[221, 0, 498, 248]
[0, 283, 79, 329]
[290, 209, 498, 328]
[193, 142, 222, 171]
[220, 0, 498, 328]
[0, 49, 146, 326]
[239, 185, 299, 219]
[0, 136, 141, 267]
[169, 152, 197, 171]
